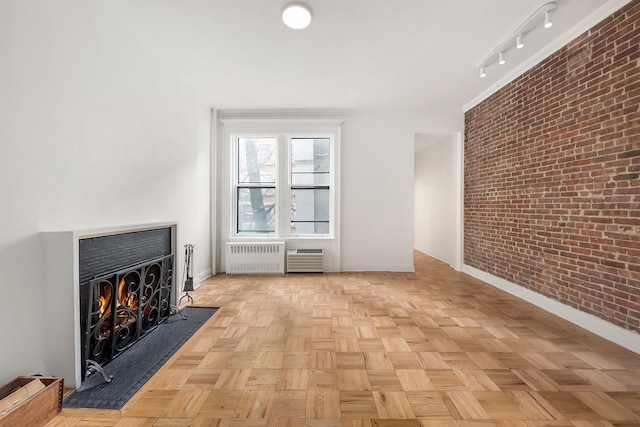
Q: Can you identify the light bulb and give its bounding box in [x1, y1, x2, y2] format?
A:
[516, 34, 524, 49]
[498, 51, 506, 65]
[480, 66, 486, 78]
[282, 4, 312, 29]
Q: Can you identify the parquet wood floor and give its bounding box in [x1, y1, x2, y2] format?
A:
[47, 251, 640, 426]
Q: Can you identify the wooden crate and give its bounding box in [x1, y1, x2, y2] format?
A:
[0, 376, 63, 427]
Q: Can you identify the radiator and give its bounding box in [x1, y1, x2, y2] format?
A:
[225, 242, 285, 274]
[286, 249, 324, 273]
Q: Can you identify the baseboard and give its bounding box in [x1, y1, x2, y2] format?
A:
[461, 264, 640, 355]
[195, 269, 213, 288]
[340, 264, 415, 272]
[413, 248, 460, 271]
[198, 269, 213, 281]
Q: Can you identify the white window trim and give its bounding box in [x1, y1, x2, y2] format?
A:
[286, 132, 335, 238]
[221, 119, 342, 243]
[231, 132, 280, 237]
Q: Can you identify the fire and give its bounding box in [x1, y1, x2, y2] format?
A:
[118, 278, 138, 310]
[98, 284, 112, 316]
[97, 278, 138, 317]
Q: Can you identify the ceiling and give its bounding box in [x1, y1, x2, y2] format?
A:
[105, 0, 612, 110]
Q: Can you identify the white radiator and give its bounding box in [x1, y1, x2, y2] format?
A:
[286, 249, 324, 273]
[225, 242, 285, 274]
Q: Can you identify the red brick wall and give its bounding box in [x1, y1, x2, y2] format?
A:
[464, 2, 640, 333]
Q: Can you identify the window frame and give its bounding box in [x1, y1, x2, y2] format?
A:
[287, 135, 334, 238]
[234, 135, 279, 235]
[223, 119, 341, 241]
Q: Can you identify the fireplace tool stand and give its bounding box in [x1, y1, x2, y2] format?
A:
[172, 244, 194, 319]
[180, 244, 195, 305]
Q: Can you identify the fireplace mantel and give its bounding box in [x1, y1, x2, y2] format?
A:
[41, 222, 178, 388]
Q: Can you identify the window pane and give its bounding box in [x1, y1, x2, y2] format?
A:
[290, 188, 329, 235]
[238, 137, 277, 184]
[292, 172, 330, 186]
[237, 188, 276, 233]
[291, 138, 330, 186]
[292, 221, 329, 235]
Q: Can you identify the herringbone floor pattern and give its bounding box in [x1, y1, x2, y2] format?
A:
[48, 251, 640, 426]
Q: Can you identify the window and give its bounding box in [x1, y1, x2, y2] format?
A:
[236, 137, 277, 233]
[290, 138, 330, 235]
[228, 122, 339, 239]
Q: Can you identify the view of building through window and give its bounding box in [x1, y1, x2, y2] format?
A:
[235, 136, 331, 236]
[290, 138, 330, 235]
[237, 137, 277, 233]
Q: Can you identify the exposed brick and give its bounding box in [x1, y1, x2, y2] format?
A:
[464, 2, 640, 334]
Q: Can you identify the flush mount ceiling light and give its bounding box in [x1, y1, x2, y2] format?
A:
[282, 3, 312, 29]
[477, 2, 557, 78]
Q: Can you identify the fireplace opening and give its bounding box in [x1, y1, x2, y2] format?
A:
[86, 255, 173, 371]
[78, 227, 174, 381]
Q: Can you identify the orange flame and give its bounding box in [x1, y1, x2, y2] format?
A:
[98, 283, 112, 316]
[118, 278, 138, 309]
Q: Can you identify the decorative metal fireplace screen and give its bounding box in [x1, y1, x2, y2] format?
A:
[84, 254, 174, 374]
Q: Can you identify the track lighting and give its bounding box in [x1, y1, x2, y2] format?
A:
[477, 2, 557, 78]
[498, 51, 506, 65]
[544, 10, 553, 28]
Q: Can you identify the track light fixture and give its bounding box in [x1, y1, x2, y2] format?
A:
[544, 10, 553, 28]
[477, 2, 557, 78]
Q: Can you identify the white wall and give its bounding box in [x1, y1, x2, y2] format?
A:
[339, 110, 462, 271]
[212, 109, 462, 273]
[414, 134, 461, 268]
[0, 0, 211, 385]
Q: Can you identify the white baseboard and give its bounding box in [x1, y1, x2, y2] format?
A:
[198, 269, 213, 281]
[414, 248, 460, 272]
[462, 264, 640, 355]
[340, 264, 415, 273]
[196, 269, 213, 288]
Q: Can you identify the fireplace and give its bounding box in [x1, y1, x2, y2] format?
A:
[41, 222, 178, 389]
[79, 227, 174, 381]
